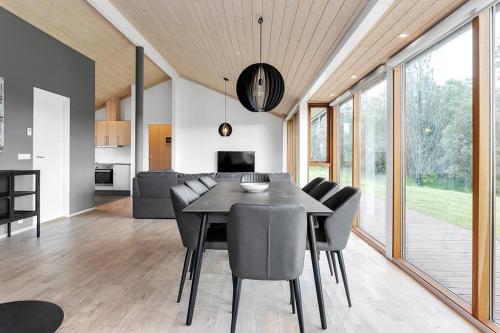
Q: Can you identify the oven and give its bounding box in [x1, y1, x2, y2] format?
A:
[95, 164, 113, 185]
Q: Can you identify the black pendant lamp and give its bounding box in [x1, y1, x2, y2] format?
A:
[218, 77, 232, 137]
[237, 17, 285, 112]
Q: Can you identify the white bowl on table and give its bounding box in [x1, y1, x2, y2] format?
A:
[240, 182, 269, 193]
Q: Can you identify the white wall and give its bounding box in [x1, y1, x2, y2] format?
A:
[175, 78, 284, 173]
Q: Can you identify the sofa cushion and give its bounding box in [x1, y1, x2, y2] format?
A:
[137, 170, 176, 178]
[176, 172, 216, 185]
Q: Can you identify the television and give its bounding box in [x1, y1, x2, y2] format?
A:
[217, 151, 255, 172]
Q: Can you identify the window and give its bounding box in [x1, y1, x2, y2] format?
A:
[494, 6, 500, 322]
[359, 80, 387, 245]
[309, 106, 330, 180]
[403, 26, 473, 303]
[339, 99, 353, 186]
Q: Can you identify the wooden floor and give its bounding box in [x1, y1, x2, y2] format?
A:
[0, 198, 478, 332]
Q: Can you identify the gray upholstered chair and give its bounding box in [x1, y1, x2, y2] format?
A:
[170, 184, 228, 303]
[185, 180, 209, 196]
[302, 177, 325, 193]
[240, 173, 270, 183]
[308, 181, 338, 203]
[227, 204, 307, 333]
[309, 186, 361, 307]
[199, 176, 218, 189]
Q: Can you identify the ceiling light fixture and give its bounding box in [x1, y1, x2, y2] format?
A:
[218, 77, 232, 137]
[351, 75, 357, 79]
[399, 33, 409, 38]
[236, 17, 285, 112]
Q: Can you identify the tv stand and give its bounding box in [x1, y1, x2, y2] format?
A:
[0, 170, 40, 238]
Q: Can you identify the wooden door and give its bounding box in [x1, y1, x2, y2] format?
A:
[149, 124, 172, 171]
[117, 121, 131, 146]
[107, 121, 118, 146]
[95, 121, 107, 146]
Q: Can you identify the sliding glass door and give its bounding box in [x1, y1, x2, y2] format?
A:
[359, 80, 387, 245]
[403, 25, 473, 303]
[339, 99, 353, 186]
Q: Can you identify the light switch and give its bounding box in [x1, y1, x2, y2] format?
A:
[18, 154, 31, 160]
[27, 128, 32, 136]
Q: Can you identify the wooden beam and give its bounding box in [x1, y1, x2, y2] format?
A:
[392, 65, 403, 259]
[471, 11, 492, 321]
[331, 105, 339, 182]
[352, 91, 361, 228]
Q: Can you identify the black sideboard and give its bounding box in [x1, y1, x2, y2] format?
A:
[0, 170, 40, 238]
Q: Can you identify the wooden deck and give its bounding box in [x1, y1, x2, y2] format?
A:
[359, 193, 500, 320]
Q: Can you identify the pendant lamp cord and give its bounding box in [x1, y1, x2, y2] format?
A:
[224, 78, 227, 122]
[258, 17, 263, 82]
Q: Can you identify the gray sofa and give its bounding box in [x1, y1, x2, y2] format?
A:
[133, 171, 292, 219]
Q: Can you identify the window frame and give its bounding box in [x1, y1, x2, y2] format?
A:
[308, 103, 333, 181]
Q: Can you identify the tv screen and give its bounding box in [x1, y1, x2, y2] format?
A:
[217, 151, 255, 172]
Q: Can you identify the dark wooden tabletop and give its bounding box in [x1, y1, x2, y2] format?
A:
[183, 181, 332, 216]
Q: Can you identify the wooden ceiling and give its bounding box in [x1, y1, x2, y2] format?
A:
[311, 0, 467, 102]
[0, 0, 169, 109]
[110, 0, 368, 115]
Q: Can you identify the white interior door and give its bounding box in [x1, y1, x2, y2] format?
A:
[33, 88, 70, 223]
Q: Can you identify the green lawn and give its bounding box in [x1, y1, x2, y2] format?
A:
[308, 167, 500, 235]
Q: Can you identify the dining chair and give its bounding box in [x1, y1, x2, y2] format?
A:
[170, 184, 228, 303]
[308, 186, 361, 307]
[307, 181, 338, 203]
[199, 176, 218, 189]
[302, 177, 325, 193]
[240, 173, 270, 183]
[227, 203, 307, 333]
[185, 179, 210, 196]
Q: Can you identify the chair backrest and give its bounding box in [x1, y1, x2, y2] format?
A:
[185, 180, 209, 195]
[228, 204, 307, 281]
[170, 185, 202, 249]
[199, 176, 218, 189]
[302, 177, 325, 193]
[240, 173, 270, 183]
[322, 187, 361, 251]
[308, 181, 338, 202]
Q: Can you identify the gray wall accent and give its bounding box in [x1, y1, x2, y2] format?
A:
[0, 8, 95, 234]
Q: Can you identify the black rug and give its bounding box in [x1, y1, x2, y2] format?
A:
[0, 300, 64, 333]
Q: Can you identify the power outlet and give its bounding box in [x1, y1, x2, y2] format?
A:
[27, 128, 32, 136]
[17, 220, 23, 224]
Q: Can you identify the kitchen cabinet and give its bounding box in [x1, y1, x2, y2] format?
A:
[113, 164, 130, 191]
[95, 120, 131, 146]
[117, 121, 131, 146]
[95, 121, 108, 146]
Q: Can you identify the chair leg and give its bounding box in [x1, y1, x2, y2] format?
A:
[189, 250, 195, 280]
[326, 251, 334, 276]
[231, 276, 242, 333]
[336, 251, 352, 307]
[292, 278, 305, 333]
[289, 280, 296, 314]
[177, 249, 193, 303]
[330, 251, 339, 283]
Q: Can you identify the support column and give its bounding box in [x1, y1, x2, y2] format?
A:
[135, 46, 144, 175]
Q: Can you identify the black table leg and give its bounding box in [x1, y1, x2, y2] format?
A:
[307, 214, 327, 329]
[186, 213, 208, 325]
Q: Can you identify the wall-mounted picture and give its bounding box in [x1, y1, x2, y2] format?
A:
[0, 76, 3, 154]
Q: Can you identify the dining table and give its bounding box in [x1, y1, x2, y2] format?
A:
[183, 181, 333, 329]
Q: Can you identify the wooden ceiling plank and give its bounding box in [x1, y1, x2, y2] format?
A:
[291, 1, 366, 104]
[285, 0, 356, 101]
